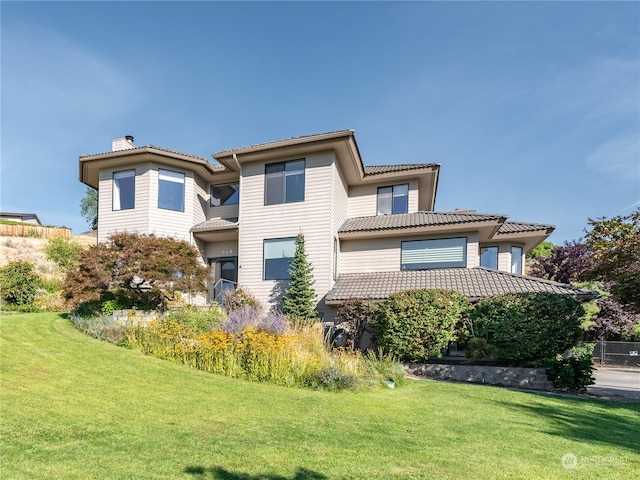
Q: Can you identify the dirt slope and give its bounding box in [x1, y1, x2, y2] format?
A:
[0, 232, 96, 280]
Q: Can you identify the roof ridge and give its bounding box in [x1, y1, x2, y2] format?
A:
[214, 129, 355, 156]
[80, 144, 209, 162]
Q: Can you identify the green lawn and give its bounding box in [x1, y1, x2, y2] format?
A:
[1, 313, 638, 480]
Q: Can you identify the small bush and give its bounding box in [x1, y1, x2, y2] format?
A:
[70, 314, 128, 345]
[34, 291, 67, 312]
[222, 286, 262, 311]
[337, 298, 378, 350]
[221, 306, 263, 334]
[306, 366, 359, 391]
[0, 261, 41, 307]
[469, 292, 585, 366]
[545, 344, 595, 393]
[167, 304, 226, 334]
[39, 278, 62, 294]
[372, 289, 470, 362]
[45, 237, 83, 270]
[102, 298, 127, 316]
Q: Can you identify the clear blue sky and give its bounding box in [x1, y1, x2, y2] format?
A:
[2, 1, 638, 244]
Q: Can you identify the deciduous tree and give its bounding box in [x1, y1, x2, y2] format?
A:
[63, 233, 208, 312]
[528, 240, 595, 284]
[582, 209, 640, 313]
[80, 187, 98, 230]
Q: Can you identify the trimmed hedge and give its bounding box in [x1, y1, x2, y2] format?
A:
[469, 292, 584, 366]
[372, 289, 469, 362]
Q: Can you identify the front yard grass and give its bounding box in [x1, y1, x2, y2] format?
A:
[1, 312, 638, 479]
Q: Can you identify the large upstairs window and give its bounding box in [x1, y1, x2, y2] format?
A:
[377, 184, 408, 215]
[113, 170, 135, 210]
[158, 169, 185, 212]
[265, 159, 305, 205]
[401, 237, 467, 270]
[264, 237, 296, 280]
[211, 183, 239, 206]
[480, 246, 498, 270]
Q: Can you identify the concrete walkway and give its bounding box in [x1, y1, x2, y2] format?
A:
[587, 366, 640, 401]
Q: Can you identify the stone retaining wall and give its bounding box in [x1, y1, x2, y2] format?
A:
[112, 309, 161, 326]
[406, 363, 554, 391]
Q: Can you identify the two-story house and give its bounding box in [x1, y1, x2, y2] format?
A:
[79, 130, 591, 320]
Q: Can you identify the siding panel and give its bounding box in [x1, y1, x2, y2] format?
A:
[341, 232, 480, 273]
[348, 180, 419, 218]
[98, 164, 151, 243]
[238, 152, 335, 310]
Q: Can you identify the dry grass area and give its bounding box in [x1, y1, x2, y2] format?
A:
[0, 232, 96, 281]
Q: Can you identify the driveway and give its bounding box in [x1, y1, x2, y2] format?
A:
[587, 366, 640, 401]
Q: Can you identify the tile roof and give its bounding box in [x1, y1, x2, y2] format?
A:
[497, 221, 555, 234]
[364, 164, 439, 175]
[214, 130, 355, 156]
[191, 217, 238, 232]
[325, 268, 596, 303]
[80, 145, 209, 162]
[339, 211, 506, 233]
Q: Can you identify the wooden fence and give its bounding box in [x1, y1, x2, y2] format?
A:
[0, 224, 71, 239]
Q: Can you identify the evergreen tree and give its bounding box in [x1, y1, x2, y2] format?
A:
[283, 234, 317, 324]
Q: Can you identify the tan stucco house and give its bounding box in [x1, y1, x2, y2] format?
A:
[79, 130, 591, 320]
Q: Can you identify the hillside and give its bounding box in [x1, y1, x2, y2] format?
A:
[0, 231, 96, 280]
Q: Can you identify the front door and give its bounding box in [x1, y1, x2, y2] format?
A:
[208, 257, 237, 303]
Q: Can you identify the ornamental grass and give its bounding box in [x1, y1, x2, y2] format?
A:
[122, 308, 402, 390]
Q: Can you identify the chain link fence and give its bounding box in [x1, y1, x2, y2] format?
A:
[592, 341, 640, 367]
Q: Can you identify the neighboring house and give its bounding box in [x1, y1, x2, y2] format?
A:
[78, 130, 593, 320]
[0, 212, 42, 225]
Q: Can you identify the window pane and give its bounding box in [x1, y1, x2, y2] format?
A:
[211, 183, 239, 206]
[265, 163, 284, 205]
[113, 170, 135, 210]
[401, 238, 467, 270]
[158, 169, 185, 211]
[377, 187, 392, 215]
[264, 237, 296, 280]
[511, 247, 523, 274]
[480, 246, 498, 269]
[392, 184, 409, 214]
[285, 160, 305, 202]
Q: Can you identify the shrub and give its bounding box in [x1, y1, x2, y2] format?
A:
[39, 278, 62, 294]
[45, 237, 83, 271]
[464, 337, 498, 360]
[222, 286, 262, 311]
[102, 298, 128, 316]
[63, 232, 208, 312]
[70, 314, 128, 345]
[221, 306, 263, 334]
[166, 304, 226, 334]
[305, 365, 359, 391]
[469, 292, 585, 366]
[34, 291, 67, 312]
[545, 344, 595, 393]
[0, 261, 41, 307]
[372, 289, 470, 362]
[337, 298, 378, 350]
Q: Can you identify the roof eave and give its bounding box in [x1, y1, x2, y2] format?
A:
[79, 147, 219, 188]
